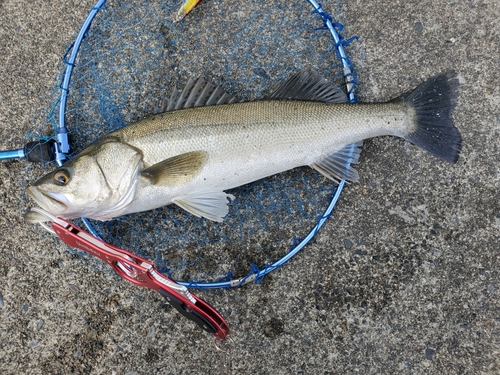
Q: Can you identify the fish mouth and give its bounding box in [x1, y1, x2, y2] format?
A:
[25, 187, 68, 222]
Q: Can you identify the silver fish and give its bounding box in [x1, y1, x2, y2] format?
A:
[25, 70, 461, 223]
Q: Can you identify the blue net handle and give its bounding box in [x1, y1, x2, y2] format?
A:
[55, 0, 358, 289]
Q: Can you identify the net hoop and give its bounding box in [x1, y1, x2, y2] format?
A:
[54, 0, 358, 289]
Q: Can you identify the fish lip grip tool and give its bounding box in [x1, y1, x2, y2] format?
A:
[28, 207, 230, 341]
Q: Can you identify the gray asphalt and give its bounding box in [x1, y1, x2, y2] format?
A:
[1, 0, 499, 374]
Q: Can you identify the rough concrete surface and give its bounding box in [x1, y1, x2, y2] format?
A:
[0, 0, 499, 374]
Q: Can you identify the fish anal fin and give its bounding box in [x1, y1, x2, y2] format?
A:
[310, 142, 363, 183]
[268, 70, 348, 104]
[141, 151, 207, 186]
[174, 190, 235, 222]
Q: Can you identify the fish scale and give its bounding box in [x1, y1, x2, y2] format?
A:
[118, 100, 410, 184]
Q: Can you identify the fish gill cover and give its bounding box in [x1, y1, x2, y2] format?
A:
[24, 0, 357, 286]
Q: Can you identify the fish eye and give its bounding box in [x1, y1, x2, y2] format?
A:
[53, 170, 70, 186]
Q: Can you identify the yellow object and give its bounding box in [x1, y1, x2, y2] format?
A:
[174, 0, 202, 22]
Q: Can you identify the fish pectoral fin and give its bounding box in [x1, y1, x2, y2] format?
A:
[267, 70, 349, 104]
[310, 142, 363, 183]
[141, 151, 208, 186]
[173, 190, 235, 222]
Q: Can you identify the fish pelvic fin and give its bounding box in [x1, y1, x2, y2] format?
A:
[267, 70, 349, 104]
[311, 142, 363, 183]
[400, 71, 462, 163]
[174, 190, 235, 222]
[141, 151, 208, 186]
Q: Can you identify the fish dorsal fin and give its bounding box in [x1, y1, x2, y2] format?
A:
[267, 70, 349, 103]
[155, 77, 238, 114]
[174, 190, 235, 222]
[141, 151, 208, 186]
[310, 142, 363, 183]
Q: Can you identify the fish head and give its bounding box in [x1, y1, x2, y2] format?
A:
[25, 138, 143, 222]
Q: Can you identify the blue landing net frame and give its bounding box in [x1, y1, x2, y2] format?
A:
[51, 0, 358, 289]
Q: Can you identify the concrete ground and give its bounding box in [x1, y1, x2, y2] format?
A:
[0, 0, 499, 374]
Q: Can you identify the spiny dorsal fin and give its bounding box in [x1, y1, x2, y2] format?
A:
[267, 70, 348, 103]
[141, 151, 207, 186]
[174, 190, 235, 222]
[155, 77, 238, 114]
[310, 142, 363, 183]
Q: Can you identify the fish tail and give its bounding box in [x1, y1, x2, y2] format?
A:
[400, 71, 462, 163]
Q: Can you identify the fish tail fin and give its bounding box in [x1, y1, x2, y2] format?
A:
[400, 71, 462, 163]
